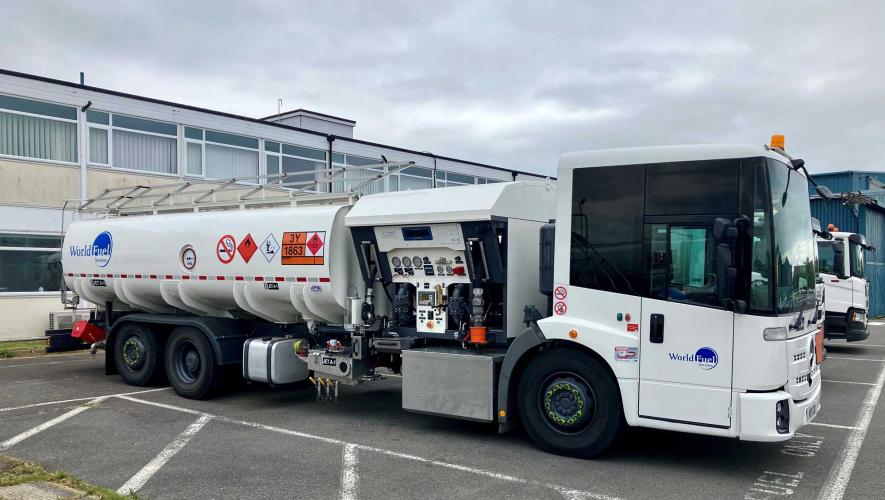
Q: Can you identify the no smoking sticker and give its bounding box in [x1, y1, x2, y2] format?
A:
[554, 301, 568, 315]
[216, 235, 236, 264]
[554, 286, 567, 300]
[553, 283, 568, 315]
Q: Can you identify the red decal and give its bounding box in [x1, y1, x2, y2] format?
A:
[275, 277, 285, 282]
[319, 277, 331, 283]
[237, 233, 257, 263]
[216, 276, 225, 281]
[150, 274, 157, 279]
[254, 276, 265, 281]
[165, 274, 173, 279]
[296, 277, 307, 282]
[235, 276, 245, 281]
[627, 323, 639, 332]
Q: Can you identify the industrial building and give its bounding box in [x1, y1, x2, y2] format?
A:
[0, 68, 546, 340]
[810, 171, 885, 317]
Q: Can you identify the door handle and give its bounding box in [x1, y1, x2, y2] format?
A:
[650, 314, 664, 343]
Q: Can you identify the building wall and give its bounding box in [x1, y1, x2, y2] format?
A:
[0, 69, 546, 340]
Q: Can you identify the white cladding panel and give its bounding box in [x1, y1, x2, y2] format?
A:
[345, 181, 556, 227]
[61, 204, 359, 324]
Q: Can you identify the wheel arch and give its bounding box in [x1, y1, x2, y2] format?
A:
[498, 327, 623, 429]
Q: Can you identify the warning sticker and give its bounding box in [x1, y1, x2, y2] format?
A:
[554, 285, 567, 301]
[260, 234, 280, 262]
[614, 346, 639, 363]
[553, 301, 568, 316]
[282, 231, 326, 265]
[216, 235, 236, 264]
[238, 233, 258, 263]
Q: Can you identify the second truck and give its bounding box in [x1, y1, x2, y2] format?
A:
[63, 139, 830, 457]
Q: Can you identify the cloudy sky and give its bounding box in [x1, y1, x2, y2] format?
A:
[2, 1, 883, 176]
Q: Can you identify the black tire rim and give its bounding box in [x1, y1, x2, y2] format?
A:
[538, 372, 596, 435]
[122, 335, 146, 370]
[174, 340, 202, 384]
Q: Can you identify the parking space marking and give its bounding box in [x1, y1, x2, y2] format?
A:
[340, 444, 359, 500]
[818, 360, 885, 500]
[807, 422, 857, 430]
[822, 379, 875, 386]
[825, 356, 885, 362]
[117, 395, 618, 500]
[0, 359, 93, 369]
[117, 414, 213, 495]
[0, 387, 171, 413]
[0, 396, 107, 451]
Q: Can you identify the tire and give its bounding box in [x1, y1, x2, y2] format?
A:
[518, 348, 623, 458]
[114, 323, 165, 386]
[165, 327, 220, 399]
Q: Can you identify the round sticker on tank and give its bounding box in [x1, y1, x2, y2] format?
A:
[181, 246, 197, 270]
[93, 232, 113, 267]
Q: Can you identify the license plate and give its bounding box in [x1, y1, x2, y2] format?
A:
[806, 399, 820, 423]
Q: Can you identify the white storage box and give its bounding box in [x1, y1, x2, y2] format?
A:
[243, 337, 309, 384]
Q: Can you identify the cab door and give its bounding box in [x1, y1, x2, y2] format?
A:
[639, 223, 734, 428]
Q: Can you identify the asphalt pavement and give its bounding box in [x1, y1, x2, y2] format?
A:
[2, 326, 885, 499]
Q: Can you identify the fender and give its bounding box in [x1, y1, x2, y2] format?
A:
[496, 324, 546, 429]
[106, 313, 255, 375]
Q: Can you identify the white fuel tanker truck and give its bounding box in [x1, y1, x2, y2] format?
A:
[63, 139, 831, 457]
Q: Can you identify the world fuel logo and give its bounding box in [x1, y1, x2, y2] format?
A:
[69, 231, 113, 267]
[668, 347, 718, 370]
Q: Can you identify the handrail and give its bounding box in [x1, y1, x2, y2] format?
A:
[68, 161, 414, 216]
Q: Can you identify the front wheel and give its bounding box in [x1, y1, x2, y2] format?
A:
[518, 348, 623, 458]
[165, 327, 219, 399]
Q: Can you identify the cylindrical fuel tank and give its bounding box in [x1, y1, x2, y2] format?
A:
[62, 204, 361, 324]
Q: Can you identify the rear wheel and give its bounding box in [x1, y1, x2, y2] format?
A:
[165, 327, 219, 399]
[518, 348, 623, 458]
[115, 323, 164, 386]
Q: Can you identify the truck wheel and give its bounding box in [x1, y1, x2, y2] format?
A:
[518, 348, 623, 458]
[165, 327, 219, 399]
[115, 323, 164, 386]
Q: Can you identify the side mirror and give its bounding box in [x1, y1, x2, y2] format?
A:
[815, 185, 837, 200]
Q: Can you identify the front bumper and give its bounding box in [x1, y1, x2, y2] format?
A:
[737, 381, 822, 442]
[824, 309, 869, 342]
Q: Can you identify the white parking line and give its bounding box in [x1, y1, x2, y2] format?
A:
[818, 360, 885, 500]
[0, 359, 93, 369]
[822, 379, 876, 386]
[825, 356, 885, 362]
[0, 387, 171, 413]
[0, 396, 107, 450]
[117, 414, 213, 495]
[340, 444, 359, 500]
[116, 395, 618, 500]
[808, 422, 858, 430]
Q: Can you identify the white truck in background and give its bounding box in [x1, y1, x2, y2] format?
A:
[816, 227, 873, 342]
[62, 138, 832, 458]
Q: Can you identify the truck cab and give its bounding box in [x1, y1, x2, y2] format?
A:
[539, 142, 825, 449]
[817, 230, 872, 341]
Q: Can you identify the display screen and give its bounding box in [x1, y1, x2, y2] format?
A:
[417, 291, 435, 306]
[402, 226, 433, 241]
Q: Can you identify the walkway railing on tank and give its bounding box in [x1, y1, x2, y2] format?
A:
[72, 161, 414, 216]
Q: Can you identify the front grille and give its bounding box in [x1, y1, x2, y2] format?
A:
[793, 352, 807, 362]
[785, 331, 819, 402]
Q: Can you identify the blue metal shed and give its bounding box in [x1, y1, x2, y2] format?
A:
[810, 171, 885, 317]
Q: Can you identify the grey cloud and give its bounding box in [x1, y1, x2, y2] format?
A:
[2, 0, 884, 176]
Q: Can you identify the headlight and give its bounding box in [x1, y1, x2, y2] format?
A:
[764, 327, 788, 341]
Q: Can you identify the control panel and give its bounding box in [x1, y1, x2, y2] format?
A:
[374, 223, 473, 334]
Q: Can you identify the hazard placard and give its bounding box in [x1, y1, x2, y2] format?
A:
[282, 231, 326, 265]
[216, 235, 236, 264]
[238, 233, 257, 263]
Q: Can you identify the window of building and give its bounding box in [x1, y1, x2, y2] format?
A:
[0, 94, 78, 164]
[437, 171, 476, 188]
[395, 166, 433, 191]
[87, 110, 110, 165]
[184, 127, 204, 176]
[267, 142, 326, 189]
[110, 114, 178, 174]
[0, 233, 62, 293]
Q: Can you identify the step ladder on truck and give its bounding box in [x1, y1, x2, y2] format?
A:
[61, 137, 833, 457]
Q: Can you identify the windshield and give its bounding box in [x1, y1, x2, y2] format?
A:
[817, 240, 837, 275]
[850, 241, 866, 278]
[768, 159, 817, 314]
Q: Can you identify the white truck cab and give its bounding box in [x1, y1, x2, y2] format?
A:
[817, 230, 872, 341]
